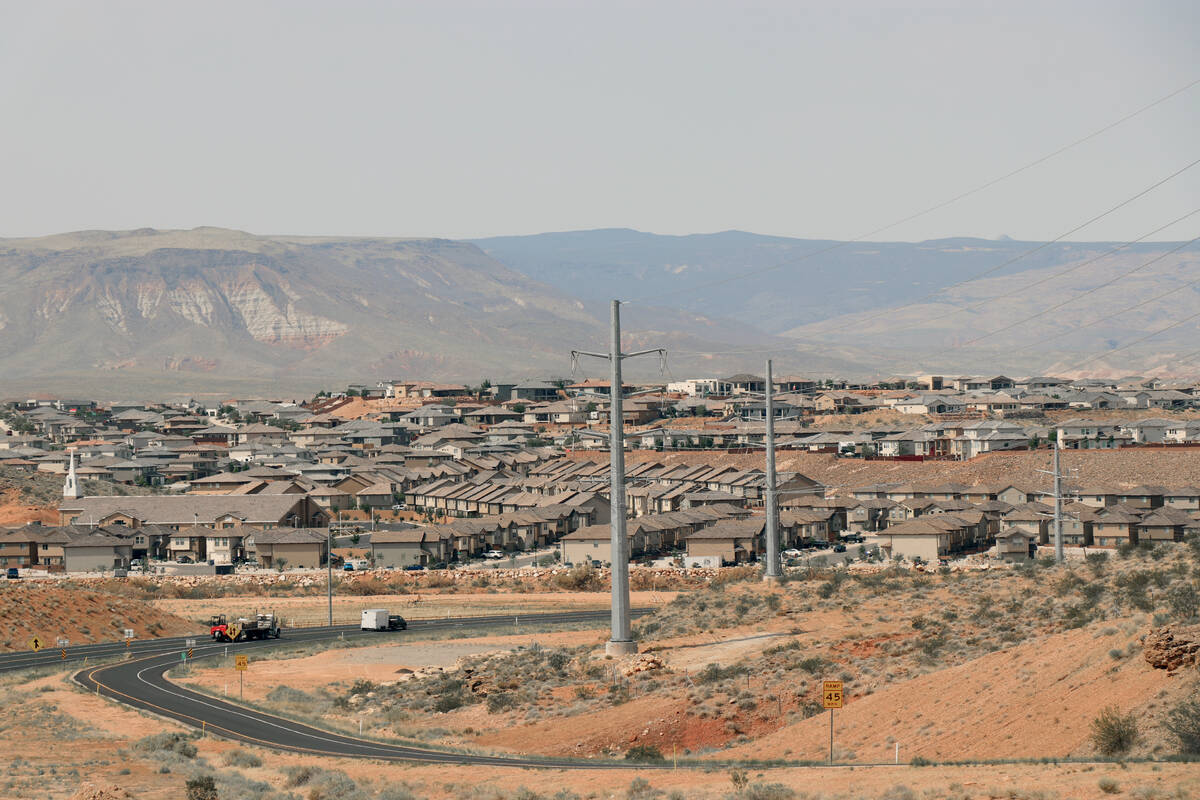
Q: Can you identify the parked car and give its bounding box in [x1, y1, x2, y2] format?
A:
[5, 568, 18, 579]
[391, 503, 406, 510]
[781, 548, 803, 558]
[403, 563, 425, 571]
[832, 543, 847, 553]
[483, 550, 505, 559]
[177, 555, 193, 564]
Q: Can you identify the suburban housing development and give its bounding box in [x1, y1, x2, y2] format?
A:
[1, 371, 1198, 574]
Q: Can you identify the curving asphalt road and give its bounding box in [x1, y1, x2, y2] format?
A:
[65, 609, 658, 769]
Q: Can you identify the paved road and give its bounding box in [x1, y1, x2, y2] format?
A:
[48, 609, 655, 768]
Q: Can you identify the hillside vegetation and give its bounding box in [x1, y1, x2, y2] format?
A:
[215, 538, 1200, 770]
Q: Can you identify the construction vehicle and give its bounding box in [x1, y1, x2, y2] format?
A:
[209, 612, 281, 642]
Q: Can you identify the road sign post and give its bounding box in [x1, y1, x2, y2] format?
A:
[235, 654, 248, 698]
[822, 680, 844, 765]
[124, 628, 134, 648]
[29, 637, 43, 652]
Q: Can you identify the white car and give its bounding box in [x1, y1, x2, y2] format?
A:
[483, 550, 506, 559]
[781, 549, 803, 558]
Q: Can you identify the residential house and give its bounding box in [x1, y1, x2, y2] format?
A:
[245, 528, 328, 569]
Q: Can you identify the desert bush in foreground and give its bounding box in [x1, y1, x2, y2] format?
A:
[1164, 694, 1200, 755]
[221, 749, 262, 768]
[624, 744, 664, 762]
[1091, 705, 1139, 756]
[185, 775, 218, 800]
[552, 564, 603, 591]
[135, 732, 198, 759]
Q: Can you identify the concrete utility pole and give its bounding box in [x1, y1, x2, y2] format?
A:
[572, 300, 665, 657]
[763, 359, 782, 581]
[1053, 430, 1064, 564]
[327, 530, 334, 626]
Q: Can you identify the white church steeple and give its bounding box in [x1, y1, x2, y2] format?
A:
[63, 448, 80, 499]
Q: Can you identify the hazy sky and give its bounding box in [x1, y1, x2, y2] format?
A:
[2, 1, 1197, 242]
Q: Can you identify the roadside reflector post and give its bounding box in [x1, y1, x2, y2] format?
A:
[895, 741, 899, 764]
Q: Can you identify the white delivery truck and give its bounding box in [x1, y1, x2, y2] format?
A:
[361, 608, 389, 630]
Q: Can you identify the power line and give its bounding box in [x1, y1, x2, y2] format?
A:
[996, 271, 1200, 365]
[795, 155, 1200, 335]
[657, 158, 1200, 363]
[886, 207, 1200, 333]
[623, 76, 1200, 307]
[917, 233, 1200, 362]
[1055, 308, 1200, 373]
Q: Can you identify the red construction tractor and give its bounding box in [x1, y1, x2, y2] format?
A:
[209, 612, 281, 642]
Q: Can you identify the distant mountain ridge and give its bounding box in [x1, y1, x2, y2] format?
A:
[473, 228, 1200, 376]
[0, 228, 608, 397]
[0, 228, 804, 398]
[1, 226, 1196, 398]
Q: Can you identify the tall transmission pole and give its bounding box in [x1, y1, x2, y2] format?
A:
[763, 359, 782, 581]
[572, 300, 665, 656]
[1053, 429, 1064, 564]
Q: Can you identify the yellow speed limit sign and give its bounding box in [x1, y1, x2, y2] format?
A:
[822, 680, 844, 709]
[234, 655, 248, 671]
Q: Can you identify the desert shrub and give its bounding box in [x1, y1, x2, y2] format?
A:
[433, 690, 466, 713]
[737, 784, 796, 800]
[909, 756, 932, 766]
[1163, 694, 1200, 755]
[185, 775, 218, 800]
[625, 744, 664, 762]
[487, 691, 517, 713]
[376, 787, 419, 800]
[1168, 582, 1200, 620]
[1080, 581, 1106, 604]
[795, 656, 828, 674]
[341, 576, 390, 595]
[221, 749, 262, 768]
[764, 639, 801, 656]
[304, 769, 365, 800]
[1098, 778, 1120, 794]
[879, 786, 917, 800]
[1062, 602, 1095, 629]
[1116, 570, 1156, 612]
[625, 777, 661, 799]
[1091, 706, 1139, 756]
[136, 732, 197, 759]
[552, 564, 603, 591]
[697, 662, 746, 684]
[283, 765, 319, 787]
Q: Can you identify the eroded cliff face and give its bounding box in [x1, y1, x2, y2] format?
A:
[217, 278, 347, 348]
[0, 228, 607, 392]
